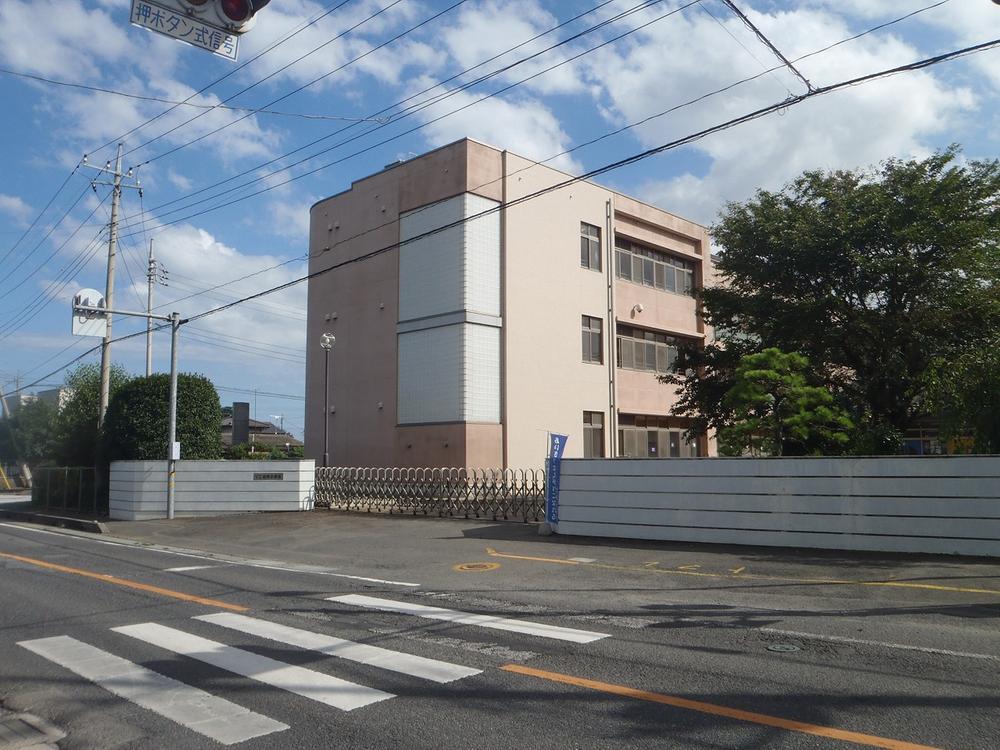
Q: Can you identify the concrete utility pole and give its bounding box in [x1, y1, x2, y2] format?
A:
[82, 144, 141, 425]
[99, 143, 123, 425]
[146, 239, 155, 377]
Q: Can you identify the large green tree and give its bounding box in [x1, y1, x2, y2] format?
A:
[54, 363, 131, 466]
[102, 374, 222, 461]
[668, 148, 1000, 453]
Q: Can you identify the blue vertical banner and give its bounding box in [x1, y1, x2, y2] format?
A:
[545, 433, 569, 525]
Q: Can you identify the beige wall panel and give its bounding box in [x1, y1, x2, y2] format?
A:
[615, 216, 699, 257]
[466, 141, 504, 203]
[615, 368, 682, 416]
[615, 281, 703, 337]
[502, 154, 612, 467]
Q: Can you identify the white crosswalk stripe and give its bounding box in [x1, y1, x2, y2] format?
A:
[328, 594, 609, 643]
[17, 636, 288, 745]
[197, 612, 482, 683]
[112, 623, 394, 711]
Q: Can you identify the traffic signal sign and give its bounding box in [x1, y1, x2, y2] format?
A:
[159, 0, 272, 35]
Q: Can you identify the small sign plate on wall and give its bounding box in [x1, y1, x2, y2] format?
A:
[253, 472, 284, 481]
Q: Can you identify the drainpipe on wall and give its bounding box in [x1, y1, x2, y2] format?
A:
[500, 150, 509, 469]
[605, 197, 618, 457]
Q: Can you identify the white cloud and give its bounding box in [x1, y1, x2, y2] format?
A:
[0, 0, 130, 82]
[265, 198, 315, 242]
[411, 83, 582, 173]
[0, 194, 33, 227]
[236, 0, 425, 93]
[166, 169, 193, 191]
[434, 0, 585, 96]
[142, 223, 307, 363]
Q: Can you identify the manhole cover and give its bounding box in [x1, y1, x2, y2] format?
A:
[767, 643, 801, 653]
[453, 562, 501, 572]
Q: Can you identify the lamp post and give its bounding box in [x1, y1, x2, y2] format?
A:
[320, 333, 335, 467]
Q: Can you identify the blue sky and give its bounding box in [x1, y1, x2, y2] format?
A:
[1, 0, 998, 439]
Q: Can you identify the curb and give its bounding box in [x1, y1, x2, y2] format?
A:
[0, 509, 108, 534]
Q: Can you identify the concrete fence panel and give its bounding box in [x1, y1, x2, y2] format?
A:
[556, 456, 1000, 557]
[110, 460, 315, 520]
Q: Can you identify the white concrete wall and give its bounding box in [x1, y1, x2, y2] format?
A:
[556, 456, 1000, 557]
[110, 460, 315, 521]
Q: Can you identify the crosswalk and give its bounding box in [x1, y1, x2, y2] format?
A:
[18, 594, 609, 745]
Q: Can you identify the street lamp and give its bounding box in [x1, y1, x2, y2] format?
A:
[320, 333, 335, 467]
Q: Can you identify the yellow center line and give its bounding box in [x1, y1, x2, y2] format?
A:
[501, 664, 940, 750]
[0, 551, 248, 612]
[485, 548, 1000, 596]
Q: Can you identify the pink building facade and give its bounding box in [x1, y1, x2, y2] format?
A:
[305, 139, 714, 468]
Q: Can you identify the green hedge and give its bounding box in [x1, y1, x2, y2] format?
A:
[102, 373, 222, 460]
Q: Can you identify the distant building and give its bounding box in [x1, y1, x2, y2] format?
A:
[1, 387, 72, 419]
[305, 138, 716, 468]
[221, 416, 303, 453]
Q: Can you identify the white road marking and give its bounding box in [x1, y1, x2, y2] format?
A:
[164, 565, 220, 572]
[113, 623, 393, 711]
[759, 628, 1000, 662]
[568, 557, 596, 563]
[197, 612, 481, 683]
[0, 522, 421, 586]
[328, 595, 609, 644]
[18, 636, 287, 745]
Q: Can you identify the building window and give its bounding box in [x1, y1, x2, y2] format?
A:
[616, 324, 681, 375]
[615, 237, 695, 295]
[583, 411, 605, 458]
[618, 414, 700, 458]
[582, 315, 603, 364]
[580, 222, 602, 271]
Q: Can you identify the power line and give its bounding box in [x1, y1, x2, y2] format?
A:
[3, 324, 170, 399]
[9, 12, 982, 391]
[185, 325, 305, 356]
[178, 36, 1000, 330]
[118, 0, 954, 309]
[719, 0, 813, 92]
[0, 166, 81, 268]
[125, 0, 420, 164]
[0, 67, 388, 123]
[0, 182, 94, 290]
[215, 385, 305, 401]
[85, 0, 360, 161]
[140, 0, 637, 219]
[124, 0, 698, 235]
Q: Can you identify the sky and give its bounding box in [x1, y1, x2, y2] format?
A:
[1, 0, 998, 440]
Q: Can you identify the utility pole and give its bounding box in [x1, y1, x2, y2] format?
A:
[99, 143, 123, 425]
[82, 144, 141, 425]
[146, 239, 155, 377]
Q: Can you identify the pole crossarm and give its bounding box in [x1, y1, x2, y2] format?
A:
[73, 304, 172, 322]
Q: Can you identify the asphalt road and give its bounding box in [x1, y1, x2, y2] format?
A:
[1, 513, 998, 749]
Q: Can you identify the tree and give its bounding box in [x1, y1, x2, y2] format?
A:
[669, 148, 1000, 453]
[0, 399, 57, 467]
[717, 349, 853, 456]
[54, 363, 131, 466]
[102, 374, 222, 461]
[924, 336, 1000, 453]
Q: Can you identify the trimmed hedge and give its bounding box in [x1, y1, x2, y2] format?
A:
[102, 373, 222, 460]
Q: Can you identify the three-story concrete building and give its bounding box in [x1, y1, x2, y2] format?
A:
[305, 138, 714, 468]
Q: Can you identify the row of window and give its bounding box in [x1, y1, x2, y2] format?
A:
[580, 224, 697, 299]
[582, 318, 688, 376]
[582, 411, 700, 458]
[615, 237, 695, 295]
[616, 324, 680, 375]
